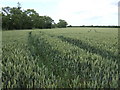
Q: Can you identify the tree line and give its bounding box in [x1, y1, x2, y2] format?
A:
[67, 25, 119, 28]
[2, 3, 68, 30]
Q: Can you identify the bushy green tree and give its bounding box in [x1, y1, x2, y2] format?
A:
[57, 19, 68, 28]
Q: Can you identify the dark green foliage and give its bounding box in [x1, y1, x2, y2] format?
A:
[2, 5, 55, 30]
[57, 19, 68, 28]
[2, 3, 68, 30]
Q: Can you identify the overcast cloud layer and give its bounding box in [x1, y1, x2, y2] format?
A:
[1, 0, 119, 26]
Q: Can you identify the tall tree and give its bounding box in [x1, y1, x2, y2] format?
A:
[25, 9, 39, 28]
[43, 16, 54, 28]
[10, 7, 23, 29]
[21, 11, 33, 29]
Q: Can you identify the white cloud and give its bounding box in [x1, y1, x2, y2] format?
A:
[52, 0, 118, 25]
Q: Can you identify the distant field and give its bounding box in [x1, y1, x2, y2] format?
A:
[2, 28, 118, 88]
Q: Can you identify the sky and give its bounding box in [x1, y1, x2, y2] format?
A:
[1, 0, 119, 26]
